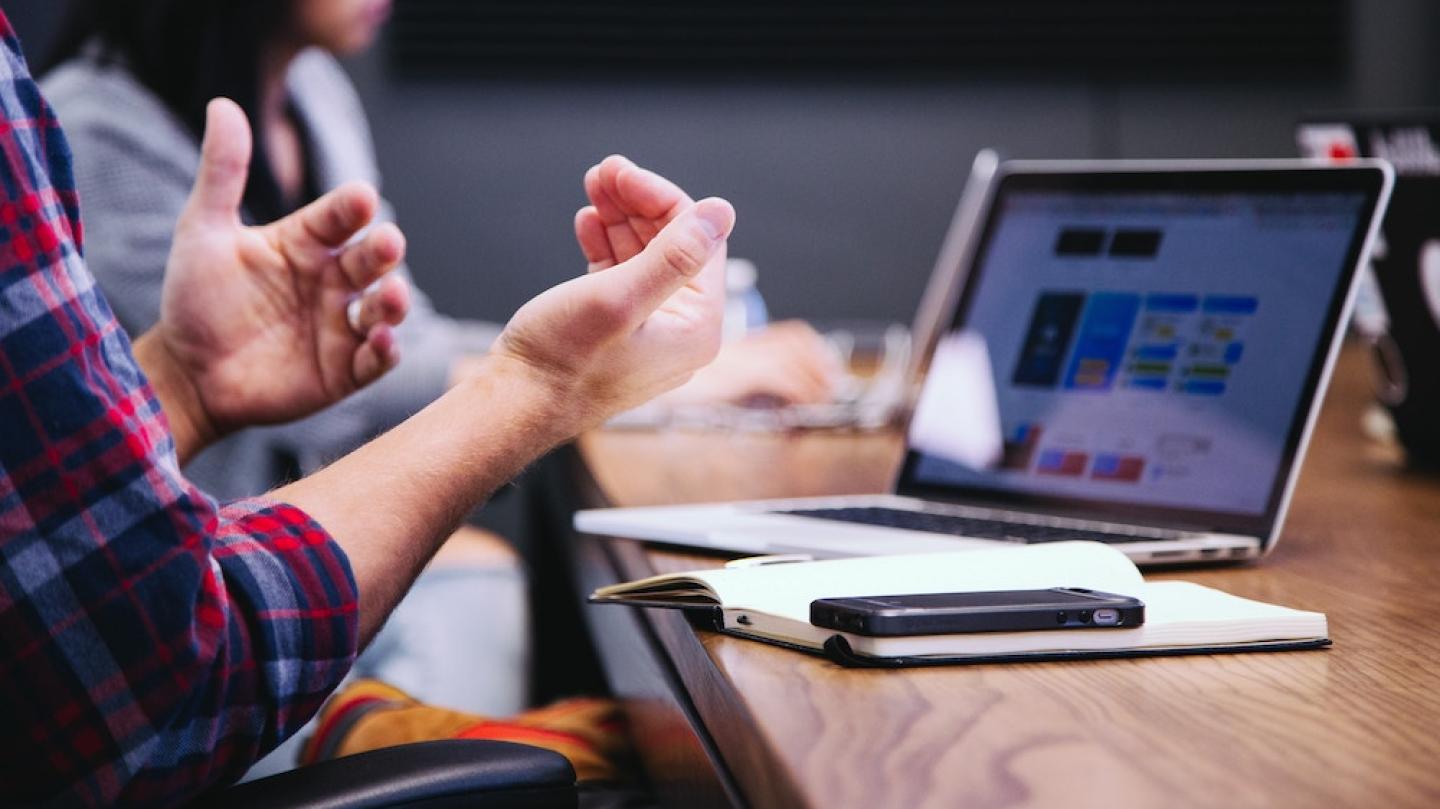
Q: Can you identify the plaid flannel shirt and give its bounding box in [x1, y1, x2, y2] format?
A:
[0, 15, 359, 807]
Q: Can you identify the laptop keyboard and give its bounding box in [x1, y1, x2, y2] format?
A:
[776, 507, 1175, 544]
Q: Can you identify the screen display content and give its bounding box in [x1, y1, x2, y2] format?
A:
[909, 187, 1369, 518]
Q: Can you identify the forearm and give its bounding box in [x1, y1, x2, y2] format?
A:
[132, 328, 218, 465]
[274, 354, 573, 643]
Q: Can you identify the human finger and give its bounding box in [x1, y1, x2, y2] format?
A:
[611, 161, 691, 222]
[281, 181, 380, 256]
[753, 351, 834, 404]
[588, 156, 635, 219]
[786, 363, 838, 403]
[741, 367, 824, 406]
[582, 162, 609, 213]
[770, 321, 845, 378]
[775, 355, 836, 403]
[575, 206, 616, 271]
[622, 197, 731, 313]
[337, 221, 406, 289]
[601, 157, 689, 246]
[183, 98, 252, 224]
[349, 273, 411, 334]
[353, 323, 400, 387]
[584, 161, 629, 226]
[605, 198, 735, 324]
[586, 165, 646, 260]
[741, 327, 840, 401]
[796, 344, 845, 399]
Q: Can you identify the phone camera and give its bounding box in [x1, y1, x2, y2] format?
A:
[1056, 611, 1068, 624]
[1079, 610, 1092, 624]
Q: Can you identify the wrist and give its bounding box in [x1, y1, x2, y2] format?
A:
[132, 329, 221, 463]
[447, 353, 491, 389]
[454, 353, 590, 448]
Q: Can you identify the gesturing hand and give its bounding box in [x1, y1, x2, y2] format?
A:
[139, 99, 410, 459]
[574, 154, 692, 270]
[571, 155, 840, 408]
[492, 159, 735, 432]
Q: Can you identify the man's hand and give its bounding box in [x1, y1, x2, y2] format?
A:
[135, 99, 409, 462]
[661, 320, 842, 407]
[279, 164, 733, 638]
[492, 182, 735, 434]
[572, 155, 840, 407]
[574, 155, 692, 271]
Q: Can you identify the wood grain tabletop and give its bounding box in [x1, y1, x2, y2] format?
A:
[577, 343, 1440, 809]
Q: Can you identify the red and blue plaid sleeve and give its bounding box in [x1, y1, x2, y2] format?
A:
[0, 13, 359, 808]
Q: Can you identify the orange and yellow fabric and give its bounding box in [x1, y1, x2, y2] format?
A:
[302, 680, 629, 782]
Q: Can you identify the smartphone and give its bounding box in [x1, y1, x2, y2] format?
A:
[809, 588, 1145, 636]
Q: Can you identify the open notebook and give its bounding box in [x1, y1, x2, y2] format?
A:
[591, 542, 1329, 666]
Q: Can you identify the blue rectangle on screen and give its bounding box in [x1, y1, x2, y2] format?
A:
[1183, 380, 1227, 396]
[1063, 293, 1141, 391]
[1134, 345, 1178, 361]
[1145, 294, 1199, 313]
[1127, 377, 1167, 390]
[1202, 296, 1259, 314]
[1224, 342, 1245, 363]
[1036, 450, 1065, 470]
[1012, 292, 1086, 388]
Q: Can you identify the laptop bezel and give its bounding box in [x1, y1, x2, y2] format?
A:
[892, 159, 1393, 543]
[909, 149, 1002, 368]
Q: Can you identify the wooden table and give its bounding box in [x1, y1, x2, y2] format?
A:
[570, 343, 1440, 809]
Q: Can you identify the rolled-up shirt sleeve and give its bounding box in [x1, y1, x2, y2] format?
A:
[111, 499, 359, 805]
[212, 500, 359, 740]
[0, 259, 361, 806]
[0, 18, 358, 807]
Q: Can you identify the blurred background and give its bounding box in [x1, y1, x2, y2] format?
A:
[10, 0, 1439, 327]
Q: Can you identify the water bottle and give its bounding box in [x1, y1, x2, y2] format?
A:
[723, 257, 768, 342]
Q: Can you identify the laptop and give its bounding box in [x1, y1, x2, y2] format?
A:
[577, 159, 1393, 565]
[1298, 114, 1440, 464]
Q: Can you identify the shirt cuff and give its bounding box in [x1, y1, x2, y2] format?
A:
[213, 499, 360, 740]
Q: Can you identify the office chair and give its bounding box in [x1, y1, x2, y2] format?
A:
[203, 739, 577, 808]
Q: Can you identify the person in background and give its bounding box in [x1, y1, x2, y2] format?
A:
[40, 0, 838, 748]
[41, 0, 839, 498]
[0, 4, 739, 800]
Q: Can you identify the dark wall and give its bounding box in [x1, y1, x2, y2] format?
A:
[12, 1, 1440, 325]
[346, 63, 1343, 327]
[344, 0, 1439, 327]
[5, 3, 60, 60]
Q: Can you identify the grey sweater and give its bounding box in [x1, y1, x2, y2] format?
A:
[43, 48, 501, 500]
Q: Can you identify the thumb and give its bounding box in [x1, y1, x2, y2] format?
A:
[184, 98, 252, 224]
[609, 197, 735, 318]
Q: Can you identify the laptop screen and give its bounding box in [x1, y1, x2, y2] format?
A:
[898, 167, 1387, 536]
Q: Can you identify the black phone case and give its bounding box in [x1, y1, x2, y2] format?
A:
[810, 589, 1145, 636]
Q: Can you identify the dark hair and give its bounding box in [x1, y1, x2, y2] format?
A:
[45, 0, 298, 224]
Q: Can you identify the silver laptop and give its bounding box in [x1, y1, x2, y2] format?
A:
[577, 159, 1393, 565]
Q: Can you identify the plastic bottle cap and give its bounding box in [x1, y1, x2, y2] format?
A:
[726, 258, 758, 292]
